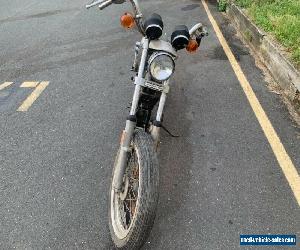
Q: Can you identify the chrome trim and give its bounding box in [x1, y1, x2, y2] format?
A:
[148, 52, 175, 82]
[128, 0, 145, 35]
[156, 85, 168, 122]
[145, 24, 163, 31]
[149, 40, 177, 57]
[144, 80, 164, 92]
[171, 34, 189, 43]
[130, 38, 149, 115]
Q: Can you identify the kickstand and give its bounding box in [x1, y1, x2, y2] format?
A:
[161, 124, 180, 138]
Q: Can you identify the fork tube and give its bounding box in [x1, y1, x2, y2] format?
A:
[113, 38, 149, 192]
[130, 38, 149, 115]
[156, 92, 167, 122]
[151, 81, 168, 147]
[156, 80, 169, 122]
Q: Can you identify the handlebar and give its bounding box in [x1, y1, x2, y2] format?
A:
[86, 0, 102, 9]
[99, 0, 113, 10]
[189, 23, 208, 38]
[86, 0, 207, 40]
[86, 0, 145, 35]
[86, 0, 112, 9]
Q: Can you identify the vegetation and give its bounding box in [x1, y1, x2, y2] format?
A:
[234, 0, 300, 68]
[218, 0, 228, 11]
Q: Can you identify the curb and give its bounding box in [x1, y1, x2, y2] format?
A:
[226, 3, 300, 112]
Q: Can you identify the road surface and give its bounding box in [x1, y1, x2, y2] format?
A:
[0, 0, 299, 249]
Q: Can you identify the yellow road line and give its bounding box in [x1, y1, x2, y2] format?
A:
[201, 0, 300, 206]
[20, 81, 39, 88]
[17, 81, 49, 112]
[0, 82, 13, 91]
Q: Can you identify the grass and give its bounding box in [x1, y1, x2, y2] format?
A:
[234, 0, 300, 68]
[218, 0, 228, 11]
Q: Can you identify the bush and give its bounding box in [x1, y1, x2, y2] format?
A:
[218, 0, 228, 12]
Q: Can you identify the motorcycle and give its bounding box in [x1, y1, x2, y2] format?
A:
[86, 0, 207, 249]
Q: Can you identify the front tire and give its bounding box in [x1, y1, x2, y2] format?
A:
[109, 130, 159, 250]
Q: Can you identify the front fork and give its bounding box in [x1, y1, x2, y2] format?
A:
[113, 38, 148, 191]
[113, 38, 168, 191]
[150, 88, 167, 148]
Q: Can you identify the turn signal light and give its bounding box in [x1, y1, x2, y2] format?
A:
[120, 13, 135, 29]
[186, 39, 199, 53]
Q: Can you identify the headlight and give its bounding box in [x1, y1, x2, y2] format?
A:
[149, 52, 175, 82]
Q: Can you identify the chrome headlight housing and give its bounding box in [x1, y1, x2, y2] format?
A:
[148, 52, 175, 82]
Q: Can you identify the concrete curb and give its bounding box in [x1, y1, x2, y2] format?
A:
[227, 3, 300, 111]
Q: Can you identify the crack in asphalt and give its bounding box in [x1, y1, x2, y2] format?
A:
[0, 8, 80, 25]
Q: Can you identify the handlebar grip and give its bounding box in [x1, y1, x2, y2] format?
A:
[86, 0, 103, 9]
[99, 0, 113, 10]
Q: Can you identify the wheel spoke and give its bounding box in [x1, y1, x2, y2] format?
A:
[114, 147, 139, 232]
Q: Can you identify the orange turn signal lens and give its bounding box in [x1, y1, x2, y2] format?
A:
[120, 13, 135, 29]
[186, 39, 199, 53]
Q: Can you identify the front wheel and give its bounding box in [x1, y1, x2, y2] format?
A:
[109, 130, 159, 250]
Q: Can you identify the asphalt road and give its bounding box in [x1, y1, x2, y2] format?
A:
[0, 0, 299, 249]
